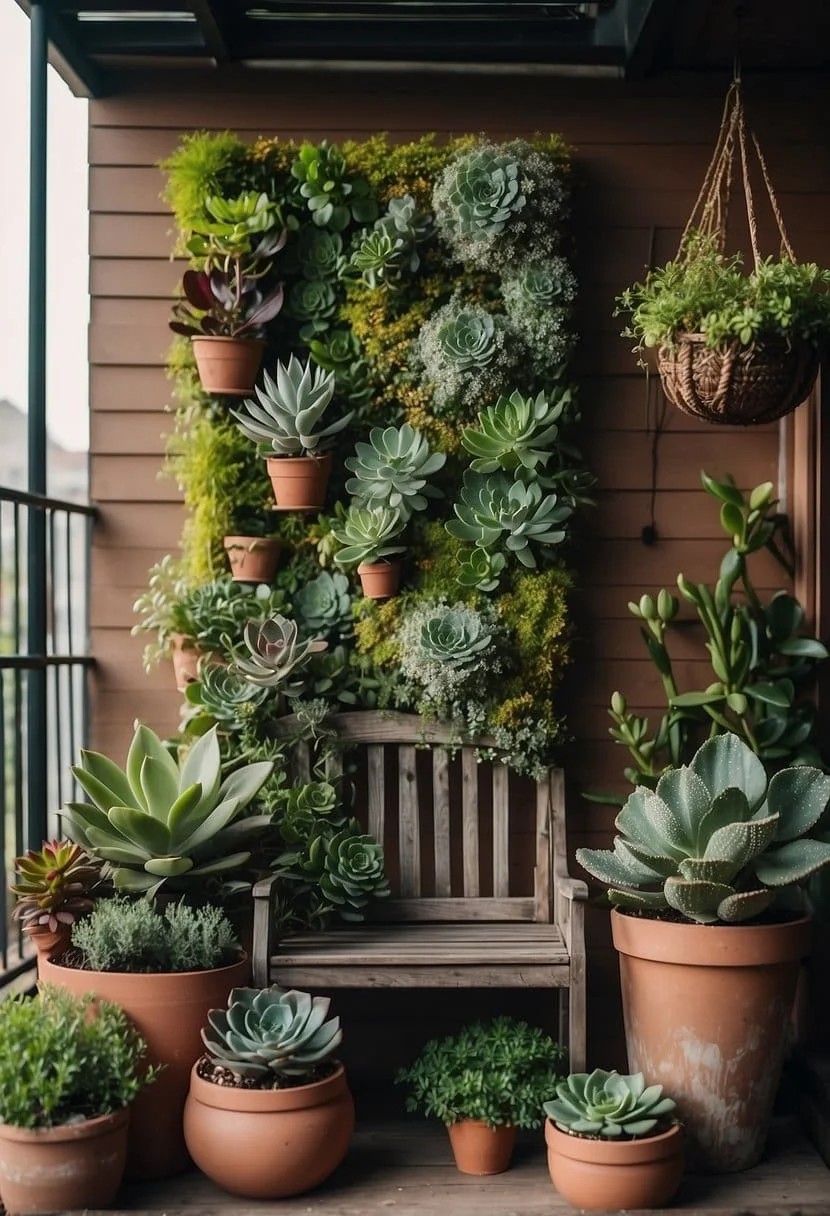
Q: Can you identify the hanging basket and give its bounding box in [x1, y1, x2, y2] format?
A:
[653, 80, 820, 427]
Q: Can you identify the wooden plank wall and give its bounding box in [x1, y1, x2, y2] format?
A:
[88, 69, 830, 1065]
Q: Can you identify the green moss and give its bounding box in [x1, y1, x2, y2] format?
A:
[354, 596, 404, 668]
[496, 566, 573, 722]
[160, 131, 250, 232]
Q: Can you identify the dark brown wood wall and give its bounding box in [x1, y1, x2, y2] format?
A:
[88, 69, 830, 1065]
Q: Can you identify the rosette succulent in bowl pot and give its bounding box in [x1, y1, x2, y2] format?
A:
[332, 504, 406, 599]
[184, 985, 354, 1198]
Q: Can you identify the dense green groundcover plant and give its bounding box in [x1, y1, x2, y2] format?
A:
[396, 1017, 566, 1129]
[70, 898, 240, 973]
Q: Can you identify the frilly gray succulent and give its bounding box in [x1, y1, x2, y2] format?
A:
[232, 615, 327, 695]
[202, 986, 342, 1079]
[501, 258, 577, 310]
[417, 302, 526, 417]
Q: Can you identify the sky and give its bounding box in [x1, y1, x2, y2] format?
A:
[0, 2, 89, 452]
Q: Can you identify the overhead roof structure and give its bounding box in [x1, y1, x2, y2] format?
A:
[13, 1, 674, 96]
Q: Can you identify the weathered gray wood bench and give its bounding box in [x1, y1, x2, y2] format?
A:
[252, 712, 587, 1069]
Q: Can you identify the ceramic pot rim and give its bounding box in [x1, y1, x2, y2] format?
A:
[188, 1061, 348, 1113]
[222, 536, 281, 550]
[41, 951, 249, 984]
[0, 1107, 129, 1145]
[446, 1119, 515, 1133]
[545, 1118, 682, 1164]
[357, 560, 400, 573]
[610, 909, 811, 967]
[191, 335, 265, 349]
[266, 453, 332, 470]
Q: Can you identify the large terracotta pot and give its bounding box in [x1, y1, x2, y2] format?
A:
[0, 1108, 129, 1215]
[612, 909, 810, 1172]
[267, 453, 331, 510]
[545, 1118, 684, 1211]
[446, 1120, 516, 1175]
[170, 632, 203, 691]
[358, 560, 401, 600]
[191, 336, 265, 396]
[223, 535, 281, 583]
[183, 1061, 354, 1198]
[26, 925, 72, 976]
[40, 953, 250, 1180]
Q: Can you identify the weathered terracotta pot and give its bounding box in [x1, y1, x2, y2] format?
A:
[267, 453, 331, 510]
[0, 1107, 129, 1215]
[191, 336, 265, 396]
[223, 535, 281, 583]
[358, 560, 401, 599]
[26, 925, 72, 975]
[612, 909, 810, 1172]
[545, 1119, 684, 1211]
[446, 1120, 516, 1175]
[170, 632, 203, 691]
[184, 1061, 354, 1198]
[40, 953, 250, 1181]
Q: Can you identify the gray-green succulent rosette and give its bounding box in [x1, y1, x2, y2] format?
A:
[417, 301, 526, 417]
[501, 257, 577, 375]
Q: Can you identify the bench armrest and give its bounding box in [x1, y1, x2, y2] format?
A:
[558, 876, 589, 902]
[252, 872, 281, 986]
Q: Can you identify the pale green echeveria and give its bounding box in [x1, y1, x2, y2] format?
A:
[306, 827, 390, 921]
[233, 615, 327, 695]
[332, 505, 406, 569]
[446, 472, 573, 568]
[577, 733, 830, 924]
[296, 227, 346, 282]
[461, 389, 565, 474]
[294, 571, 353, 640]
[285, 279, 337, 341]
[63, 724, 273, 897]
[501, 257, 577, 310]
[443, 147, 526, 238]
[203, 985, 342, 1079]
[345, 424, 446, 518]
[418, 605, 492, 667]
[456, 547, 507, 593]
[439, 308, 498, 371]
[231, 355, 352, 457]
[545, 1070, 676, 1140]
[184, 662, 268, 730]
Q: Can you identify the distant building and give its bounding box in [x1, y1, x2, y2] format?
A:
[0, 398, 88, 501]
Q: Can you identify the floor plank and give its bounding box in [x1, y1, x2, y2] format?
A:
[71, 1114, 828, 1216]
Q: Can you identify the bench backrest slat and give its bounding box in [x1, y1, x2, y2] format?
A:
[461, 748, 480, 897]
[432, 748, 452, 897]
[492, 763, 510, 897]
[398, 744, 420, 897]
[367, 744, 385, 843]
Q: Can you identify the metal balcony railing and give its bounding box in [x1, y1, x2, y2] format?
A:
[0, 485, 96, 980]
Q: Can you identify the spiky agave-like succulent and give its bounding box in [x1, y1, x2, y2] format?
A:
[63, 725, 273, 896]
[231, 355, 352, 457]
[294, 571, 353, 639]
[11, 840, 100, 934]
[202, 986, 343, 1080]
[577, 734, 830, 924]
[345, 424, 446, 517]
[418, 605, 493, 667]
[446, 472, 573, 568]
[460, 389, 565, 474]
[233, 615, 327, 694]
[332, 505, 406, 569]
[545, 1071, 676, 1139]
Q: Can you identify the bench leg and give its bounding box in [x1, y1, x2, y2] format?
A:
[567, 956, 587, 1072]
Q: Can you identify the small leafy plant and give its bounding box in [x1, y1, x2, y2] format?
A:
[169, 267, 285, 340]
[0, 986, 156, 1128]
[397, 1017, 566, 1129]
[70, 897, 239, 973]
[545, 1070, 676, 1139]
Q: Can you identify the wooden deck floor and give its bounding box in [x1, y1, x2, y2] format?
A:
[97, 1113, 829, 1216]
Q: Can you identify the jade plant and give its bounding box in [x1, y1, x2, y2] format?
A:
[231, 356, 352, 457]
[577, 733, 830, 924]
[446, 472, 573, 569]
[345, 424, 446, 518]
[202, 986, 342, 1082]
[332, 505, 406, 569]
[63, 723, 273, 897]
[11, 840, 100, 936]
[545, 1070, 677, 1139]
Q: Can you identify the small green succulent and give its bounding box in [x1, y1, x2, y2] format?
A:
[295, 227, 347, 282]
[441, 146, 526, 238]
[439, 308, 497, 370]
[460, 389, 565, 474]
[350, 193, 432, 289]
[202, 986, 343, 1080]
[456, 547, 507, 593]
[184, 663, 269, 731]
[501, 257, 577, 310]
[418, 605, 493, 667]
[332, 505, 406, 569]
[278, 782, 344, 845]
[308, 329, 372, 410]
[294, 571, 353, 639]
[187, 190, 283, 260]
[231, 355, 352, 458]
[233, 615, 327, 695]
[418, 302, 526, 416]
[309, 827, 390, 920]
[446, 472, 573, 569]
[285, 279, 337, 341]
[545, 1070, 677, 1139]
[291, 140, 378, 231]
[345, 424, 446, 517]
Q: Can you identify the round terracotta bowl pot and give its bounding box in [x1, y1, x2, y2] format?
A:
[40, 953, 250, 1181]
[545, 1120, 684, 1212]
[358, 561, 401, 600]
[191, 336, 265, 397]
[446, 1120, 516, 1175]
[223, 535, 281, 583]
[0, 1107, 129, 1215]
[184, 1061, 354, 1198]
[267, 453, 332, 510]
[170, 632, 204, 692]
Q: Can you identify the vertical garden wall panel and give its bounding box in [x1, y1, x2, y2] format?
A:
[87, 70, 830, 1063]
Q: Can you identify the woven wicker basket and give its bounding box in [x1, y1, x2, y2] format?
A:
[657, 333, 820, 427]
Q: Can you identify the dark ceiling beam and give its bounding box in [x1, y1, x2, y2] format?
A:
[13, 0, 111, 96]
[190, 1, 231, 61]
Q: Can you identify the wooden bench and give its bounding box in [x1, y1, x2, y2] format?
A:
[252, 712, 588, 1069]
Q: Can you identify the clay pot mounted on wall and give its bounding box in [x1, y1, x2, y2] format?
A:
[357, 560, 401, 600]
[545, 1119, 684, 1212]
[223, 535, 281, 583]
[446, 1120, 516, 1175]
[267, 452, 332, 511]
[191, 336, 266, 397]
[170, 631, 204, 692]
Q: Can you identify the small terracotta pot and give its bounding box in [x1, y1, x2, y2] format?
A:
[612, 909, 810, 1172]
[358, 560, 401, 599]
[26, 925, 72, 976]
[545, 1119, 684, 1211]
[40, 953, 250, 1181]
[0, 1107, 129, 1215]
[223, 535, 281, 583]
[267, 453, 332, 510]
[191, 336, 265, 396]
[184, 1061, 354, 1198]
[170, 632, 203, 691]
[446, 1120, 516, 1175]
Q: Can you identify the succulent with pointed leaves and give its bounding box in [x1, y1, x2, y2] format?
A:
[202, 986, 342, 1080]
[291, 140, 378, 232]
[233, 615, 327, 695]
[11, 840, 100, 934]
[345, 424, 446, 518]
[306, 827, 390, 921]
[456, 547, 507, 593]
[441, 146, 526, 238]
[446, 472, 573, 568]
[545, 1070, 676, 1140]
[332, 505, 406, 570]
[169, 267, 285, 340]
[460, 389, 566, 474]
[231, 355, 352, 458]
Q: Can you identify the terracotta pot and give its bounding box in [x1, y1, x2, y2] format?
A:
[26, 925, 72, 975]
[170, 632, 203, 691]
[191, 336, 265, 396]
[545, 1119, 684, 1211]
[446, 1120, 516, 1175]
[184, 1061, 354, 1198]
[612, 909, 810, 1172]
[357, 560, 401, 600]
[223, 535, 281, 583]
[267, 453, 331, 510]
[0, 1107, 129, 1215]
[40, 953, 250, 1181]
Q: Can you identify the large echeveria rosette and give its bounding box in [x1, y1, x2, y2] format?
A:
[416, 301, 527, 419]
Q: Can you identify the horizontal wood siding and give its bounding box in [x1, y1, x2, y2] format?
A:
[88, 70, 830, 1063]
